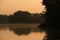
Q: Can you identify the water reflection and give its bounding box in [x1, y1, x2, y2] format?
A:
[0, 28, 46, 40]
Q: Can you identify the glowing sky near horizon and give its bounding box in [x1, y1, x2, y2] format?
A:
[0, 0, 46, 15]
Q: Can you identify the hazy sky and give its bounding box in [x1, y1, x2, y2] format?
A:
[0, 0, 45, 15]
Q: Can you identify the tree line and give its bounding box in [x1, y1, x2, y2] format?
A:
[0, 10, 44, 23]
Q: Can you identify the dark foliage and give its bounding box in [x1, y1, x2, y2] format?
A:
[9, 10, 44, 23]
[0, 15, 9, 23]
[38, 0, 60, 40]
[0, 10, 44, 23]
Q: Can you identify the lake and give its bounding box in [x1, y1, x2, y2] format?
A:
[0, 23, 47, 40]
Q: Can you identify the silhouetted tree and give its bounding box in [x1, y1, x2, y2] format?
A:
[9, 10, 44, 23]
[0, 15, 9, 23]
[9, 10, 32, 23]
[38, 0, 60, 40]
[32, 13, 45, 23]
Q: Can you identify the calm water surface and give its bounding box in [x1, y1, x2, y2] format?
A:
[0, 24, 46, 40]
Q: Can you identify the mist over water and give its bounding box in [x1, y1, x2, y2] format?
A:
[0, 28, 46, 40]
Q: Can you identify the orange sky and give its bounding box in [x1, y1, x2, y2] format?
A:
[0, 0, 46, 15]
